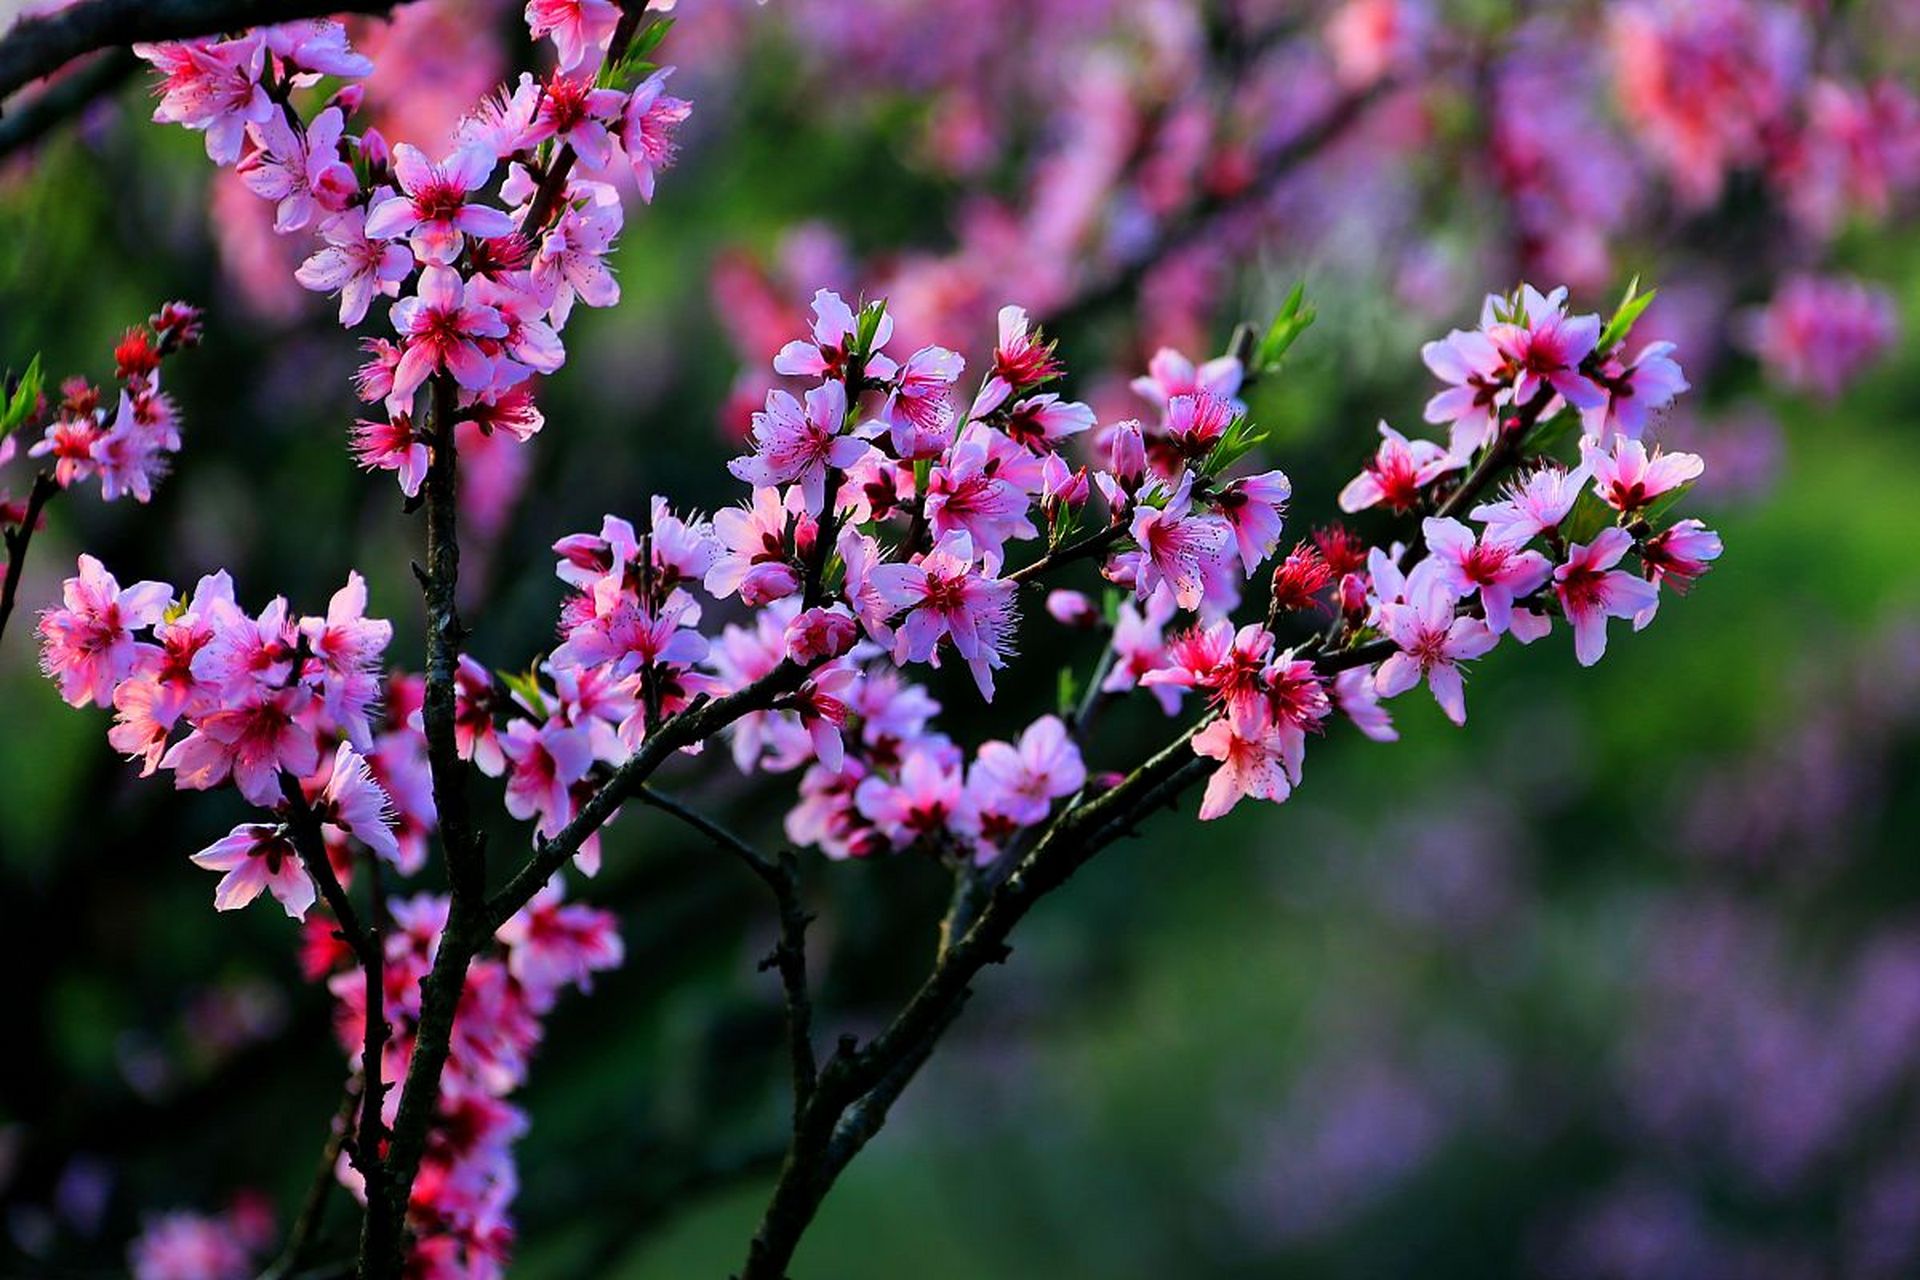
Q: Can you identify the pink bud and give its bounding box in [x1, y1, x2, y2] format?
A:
[1110, 420, 1146, 489]
[328, 83, 365, 116]
[1338, 571, 1369, 619]
[358, 127, 391, 177]
[1045, 589, 1099, 628]
[1041, 453, 1088, 508]
[785, 606, 859, 664]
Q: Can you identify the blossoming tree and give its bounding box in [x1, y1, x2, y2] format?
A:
[0, 1, 1728, 1277]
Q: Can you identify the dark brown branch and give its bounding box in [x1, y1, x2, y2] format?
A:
[1043, 82, 1389, 331]
[518, 1, 646, 234]
[0, 47, 136, 158]
[277, 781, 394, 1273]
[0, 470, 58, 648]
[256, 1087, 360, 1280]
[371, 371, 485, 1277]
[637, 786, 818, 1115]
[735, 724, 1208, 1279]
[484, 657, 816, 932]
[0, 0, 411, 103]
[1005, 520, 1126, 587]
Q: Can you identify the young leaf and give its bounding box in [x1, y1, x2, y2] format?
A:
[1254, 284, 1317, 371]
[2, 354, 43, 441]
[1598, 276, 1656, 352]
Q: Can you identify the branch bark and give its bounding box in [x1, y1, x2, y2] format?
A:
[0, 0, 411, 103]
[0, 470, 58, 648]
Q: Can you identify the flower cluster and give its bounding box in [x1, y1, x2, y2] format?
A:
[313, 877, 620, 1277]
[134, 7, 692, 495]
[0, 303, 203, 511]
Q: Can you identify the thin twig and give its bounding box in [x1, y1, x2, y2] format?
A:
[0, 47, 136, 158]
[638, 786, 819, 1114]
[0, 470, 58, 648]
[256, 1087, 360, 1280]
[0, 0, 412, 102]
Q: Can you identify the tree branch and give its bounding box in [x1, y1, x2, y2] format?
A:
[0, 47, 136, 158]
[0, 470, 58, 649]
[277, 781, 393, 1274]
[0, 0, 412, 103]
[637, 786, 819, 1116]
[256, 1086, 360, 1280]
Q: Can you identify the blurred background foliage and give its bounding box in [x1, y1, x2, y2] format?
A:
[5, 0, 1920, 1276]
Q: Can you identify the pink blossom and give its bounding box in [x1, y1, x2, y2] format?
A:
[296, 206, 415, 327]
[969, 714, 1085, 825]
[855, 746, 970, 849]
[1468, 463, 1590, 544]
[1582, 342, 1689, 440]
[1743, 274, 1898, 399]
[838, 526, 917, 647]
[453, 656, 508, 776]
[36, 555, 170, 708]
[1583, 437, 1704, 512]
[1421, 326, 1507, 460]
[1001, 392, 1093, 454]
[352, 411, 430, 496]
[390, 266, 507, 397]
[621, 67, 693, 203]
[884, 344, 965, 454]
[532, 197, 623, 324]
[236, 107, 357, 234]
[707, 487, 802, 605]
[500, 717, 595, 839]
[775, 289, 888, 379]
[727, 380, 867, 514]
[924, 423, 1035, 561]
[316, 742, 400, 864]
[528, 74, 627, 174]
[1338, 421, 1457, 513]
[300, 571, 392, 747]
[133, 36, 272, 165]
[1639, 518, 1723, 595]
[1553, 527, 1661, 666]
[525, 0, 621, 72]
[785, 606, 859, 665]
[881, 531, 1018, 700]
[1192, 719, 1293, 819]
[496, 878, 623, 1005]
[129, 1209, 254, 1280]
[1163, 391, 1237, 459]
[163, 684, 320, 806]
[1420, 516, 1551, 633]
[262, 18, 373, 79]
[1215, 469, 1292, 574]
[1373, 580, 1499, 725]
[1130, 474, 1232, 610]
[982, 304, 1061, 407]
[364, 143, 514, 265]
[1102, 588, 1182, 714]
[1130, 346, 1244, 415]
[1333, 666, 1398, 742]
[1482, 284, 1605, 411]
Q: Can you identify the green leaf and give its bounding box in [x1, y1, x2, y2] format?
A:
[2, 354, 43, 441]
[1253, 283, 1316, 372]
[1520, 407, 1581, 458]
[1056, 667, 1079, 718]
[1640, 479, 1695, 527]
[1201, 412, 1269, 478]
[1562, 489, 1615, 546]
[498, 667, 549, 721]
[1598, 276, 1656, 352]
[600, 17, 676, 87]
[854, 298, 890, 357]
